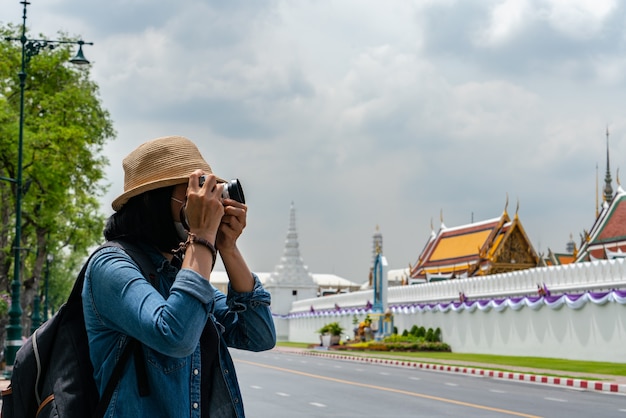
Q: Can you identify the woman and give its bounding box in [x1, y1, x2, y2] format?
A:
[82, 135, 276, 417]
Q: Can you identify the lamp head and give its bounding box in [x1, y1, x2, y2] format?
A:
[69, 42, 90, 65]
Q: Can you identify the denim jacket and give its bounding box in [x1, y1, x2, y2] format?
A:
[82, 244, 276, 417]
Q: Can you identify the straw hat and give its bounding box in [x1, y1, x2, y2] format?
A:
[111, 135, 223, 211]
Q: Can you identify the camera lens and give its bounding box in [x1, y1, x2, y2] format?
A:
[198, 176, 245, 204]
[222, 179, 245, 204]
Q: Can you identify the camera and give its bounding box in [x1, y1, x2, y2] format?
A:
[200, 176, 245, 204]
[179, 177, 246, 232]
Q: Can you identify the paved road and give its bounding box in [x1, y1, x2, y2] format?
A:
[2, 348, 624, 416]
[234, 349, 626, 418]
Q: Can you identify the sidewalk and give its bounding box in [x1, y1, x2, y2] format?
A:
[272, 346, 626, 395]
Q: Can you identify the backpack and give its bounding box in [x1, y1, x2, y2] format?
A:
[1, 240, 154, 418]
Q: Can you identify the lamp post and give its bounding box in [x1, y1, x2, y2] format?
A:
[43, 253, 53, 322]
[3, 0, 92, 377]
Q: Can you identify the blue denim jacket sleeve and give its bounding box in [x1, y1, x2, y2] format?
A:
[85, 246, 214, 357]
[213, 274, 276, 351]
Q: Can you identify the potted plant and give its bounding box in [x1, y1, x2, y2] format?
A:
[318, 322, 344, 346]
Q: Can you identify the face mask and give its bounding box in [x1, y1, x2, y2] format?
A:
[174, 221, 188, 242]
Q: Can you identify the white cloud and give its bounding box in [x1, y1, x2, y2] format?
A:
[544, 0, 616, 39]
[478, 0, 616, 47]
[6, 0, 626, 281]
[478, 0, 531, 47]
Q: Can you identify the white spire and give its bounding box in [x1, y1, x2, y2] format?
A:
[371, 225, 383, 267]
[266, 202, 317, 287]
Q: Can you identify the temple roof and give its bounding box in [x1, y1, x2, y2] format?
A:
[576, 185, 626, 261]
[544, 251, 576, 266]
[410, 207, 538, 279]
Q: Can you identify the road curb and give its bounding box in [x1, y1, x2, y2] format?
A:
[275, 348, 626, 395]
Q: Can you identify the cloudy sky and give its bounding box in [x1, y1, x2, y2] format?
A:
[6, 0, 626, 283]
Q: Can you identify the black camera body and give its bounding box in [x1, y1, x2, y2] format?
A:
[200, 176, 245, 204]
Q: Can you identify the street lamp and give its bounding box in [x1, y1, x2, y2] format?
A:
[2, 0, 93, 377]
[43, 253, 53, 322]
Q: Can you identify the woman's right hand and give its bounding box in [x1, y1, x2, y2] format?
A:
[183, 170, 224, 244]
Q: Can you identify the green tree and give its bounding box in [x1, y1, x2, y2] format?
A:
[0, 24, 115, 341]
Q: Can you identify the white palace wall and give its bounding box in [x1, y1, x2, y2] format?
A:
[279, 259, 626, 362]
[390, 300, 626, 362]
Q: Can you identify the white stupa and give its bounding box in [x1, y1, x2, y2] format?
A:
[264, 202, 318, 340]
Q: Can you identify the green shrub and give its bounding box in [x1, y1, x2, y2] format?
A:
[384, 341, 451, 352]
[434, 327, 442, 342]
[425, 328, 434, 342]
[402, 325, 444, 343]
[318, 322, 344, 336]
[384, 334, 419, 343]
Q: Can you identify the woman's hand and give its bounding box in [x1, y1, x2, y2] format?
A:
[216, 199, 254, 292]
[184, 171, 224, 244]
[216, 199, 247, 252]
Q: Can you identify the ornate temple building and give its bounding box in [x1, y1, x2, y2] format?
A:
[544, 242, 577, 266]
[575, 185, 626, 261]
[574, 130, 626, 261]
[548, 128, 626, 263]
[409, 202, 540, 281]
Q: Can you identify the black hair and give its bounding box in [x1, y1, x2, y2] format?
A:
[104, 186, 181, 253]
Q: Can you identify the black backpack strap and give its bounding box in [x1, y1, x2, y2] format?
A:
[93, 338, 138, 418]
[133, 340, 151, 397]
[103, 240, 156, 396]
[85, 240, 157, 417]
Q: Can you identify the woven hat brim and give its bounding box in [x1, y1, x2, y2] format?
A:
[111, 177, 188, 211]
[111, 175, 226, 211]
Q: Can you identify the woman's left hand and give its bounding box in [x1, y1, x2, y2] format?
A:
[216, 199, 247, 252]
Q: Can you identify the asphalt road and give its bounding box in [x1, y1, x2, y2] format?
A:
[234, 349, 626, 418]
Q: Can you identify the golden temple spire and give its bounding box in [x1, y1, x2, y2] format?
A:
[504, 193, 509, 216]
[604, 126, 614, 203]
[596, 163, 599, 218]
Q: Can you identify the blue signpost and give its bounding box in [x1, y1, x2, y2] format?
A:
[372, 251, 393, 339]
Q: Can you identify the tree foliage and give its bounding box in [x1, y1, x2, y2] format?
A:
[0, 24, 115, 338]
